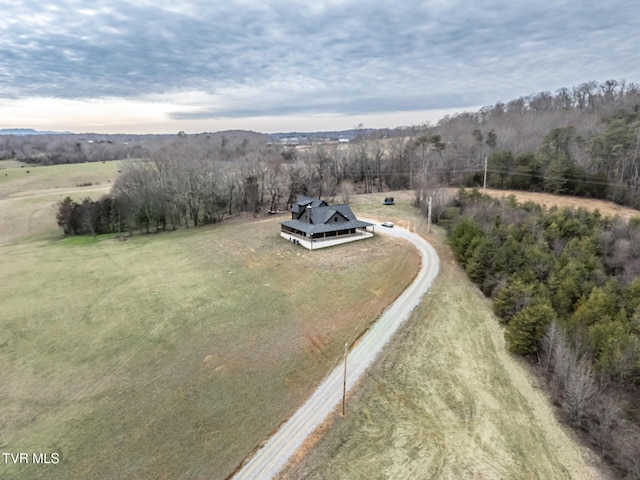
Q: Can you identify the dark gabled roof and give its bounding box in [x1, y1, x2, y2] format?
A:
[311, 207, 346, 225]
[291, 196, 327, 214]
[281, 201, 373, 235]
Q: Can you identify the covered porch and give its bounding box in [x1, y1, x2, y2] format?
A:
[280, 225, 374, 250]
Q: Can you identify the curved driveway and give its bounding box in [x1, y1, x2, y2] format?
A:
[233, 222, 440, 480]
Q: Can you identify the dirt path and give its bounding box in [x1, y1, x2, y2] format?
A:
[283, 225, 611, 480]
[233, 223, 439, 479]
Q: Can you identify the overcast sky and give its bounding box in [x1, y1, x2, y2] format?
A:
[2, 0, 639, 134]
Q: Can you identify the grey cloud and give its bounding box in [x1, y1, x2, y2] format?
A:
[2, 0, 640, 118]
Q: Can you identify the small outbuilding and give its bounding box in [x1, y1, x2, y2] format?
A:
[280, 196, 374, 249]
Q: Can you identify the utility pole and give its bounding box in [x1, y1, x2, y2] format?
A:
[483, 156, 488, 190]
[342, 342, 348, 417]
[427, 195, 432, 233]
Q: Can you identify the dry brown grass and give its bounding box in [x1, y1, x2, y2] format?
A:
[0, 166, 421, 479]
[0, 161, 120, 245]
[283, 198, 612, 480]
[477, 188, 640, 221]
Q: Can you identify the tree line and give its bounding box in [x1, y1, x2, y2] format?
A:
[53, 127, 425, 235]
[37, 78, 640, 236]
[47, 78, 640, 233]
[412, 79, 640, 211]
[56, 196, 126, 236]
[0, 130, 268, 165]
[443, 188, 640, 477]
[478, 113, 640, 206]
[53, 81, 640, 238]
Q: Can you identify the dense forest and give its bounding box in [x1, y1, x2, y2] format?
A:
[443, 189, 640, 478]
[431, 79, 640, 209]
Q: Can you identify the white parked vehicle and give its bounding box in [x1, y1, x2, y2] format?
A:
[381, 221, 394, 228]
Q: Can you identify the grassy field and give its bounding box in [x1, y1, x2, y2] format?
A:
[0, 165, 420, 479]
[283, 201, 611, 480]
[0, 160, 121, 194]
[481, 188, 640, 221]
[0, 160, 121, 245]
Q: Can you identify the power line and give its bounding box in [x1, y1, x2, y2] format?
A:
[341, 167, 635, 189]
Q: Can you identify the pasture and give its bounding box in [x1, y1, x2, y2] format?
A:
[0, 160, 120, 194]
[0, 162, 419, 479]
[0, 160, 120, 245]
[481, 188, 640, 221]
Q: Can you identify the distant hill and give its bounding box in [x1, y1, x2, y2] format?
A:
[0, 128, 73, 135]
[269, 127, 394, 144]
[0, 127, 389, 139]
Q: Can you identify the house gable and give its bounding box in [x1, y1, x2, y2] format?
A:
[280, 195, 374, 249]
[326, 210, 349, 225]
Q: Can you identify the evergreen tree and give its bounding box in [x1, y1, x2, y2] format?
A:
[505, 303, 556, 355]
